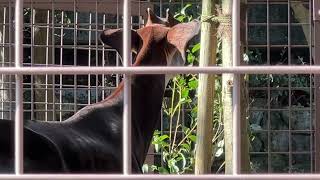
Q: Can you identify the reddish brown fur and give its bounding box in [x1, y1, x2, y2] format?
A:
[0, 9, 200, 174]
[99, 9, 199, 106]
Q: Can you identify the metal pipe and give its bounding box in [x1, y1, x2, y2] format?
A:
[14, 0, 24, 175]
[122, 0, 132, 175]
[3, 66, 320, 75]
[1, 174, 320, 180]
[0, 6, 6, 119]
[232, 0, 241, 174]
[313, 0, 320, 172]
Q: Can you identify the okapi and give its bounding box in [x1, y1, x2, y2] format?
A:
[0, 9, 200, 173]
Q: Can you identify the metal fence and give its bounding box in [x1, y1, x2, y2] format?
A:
[0, 0, 319, 179]
[246, 0, 314, 173]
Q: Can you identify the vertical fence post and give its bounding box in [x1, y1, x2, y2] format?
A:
[123, 0, 132, 175]
[232, 0, 241, 175]
[313, 0, 320, 172]
[14, 0, 24, 175]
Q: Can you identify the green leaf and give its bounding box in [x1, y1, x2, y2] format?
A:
[187, 53, 195, 64]
[182, 126, 190, 134]
[158, 134, 169, 142]
[191, 106, 198, 115]
[168, 159, 179, 173]
[178, 78, 186, 86]
[175, 15, 185, 22]
[181, 89, 189, 98]
[158, 167, 169, 174]
[181, 3, 192, 16]
[151, 165, 158, 172]
[153, 130, 161, 136]
[188, 79, 198, 89]
[180, 143, 191, 151]
[188, 135, 197, 142]
[178, 152, 187, 169]
[180, 97, 186, 103]
[162, 151, 169, 162]
[191, 43, 200, 53]
[142, 164, 149, 173]
[172, 164, 180, 173]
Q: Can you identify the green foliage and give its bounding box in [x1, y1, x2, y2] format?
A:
[142, 5, 199, 174]
[143, 4, 224, 174]
[146, 4, 311, 173]
[173, 3, 201, 23]
[146, 71, 199, 174]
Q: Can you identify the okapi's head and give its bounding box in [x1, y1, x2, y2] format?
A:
[100, 9, 200, 68]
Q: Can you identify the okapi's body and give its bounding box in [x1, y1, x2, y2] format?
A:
[0, 9, 199, 173]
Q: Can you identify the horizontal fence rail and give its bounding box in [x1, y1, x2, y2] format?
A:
[2, 0, 316, 178]
[0, 66, 319, 75]
[1, 174, 320, 180]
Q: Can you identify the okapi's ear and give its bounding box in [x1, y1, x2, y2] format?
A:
[100, 29, 142, 56]
[145, 8, 166, 26]
[167, 20, 200, 62]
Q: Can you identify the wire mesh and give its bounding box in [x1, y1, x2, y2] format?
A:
[0, 0, 317, 178]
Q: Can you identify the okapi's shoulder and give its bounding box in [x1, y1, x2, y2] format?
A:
[26, 119, 122, 173]
[23, 95, 123, 171]
[0, 119, 65, 173]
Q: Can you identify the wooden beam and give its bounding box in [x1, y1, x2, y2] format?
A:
[195, 0, 217, 174]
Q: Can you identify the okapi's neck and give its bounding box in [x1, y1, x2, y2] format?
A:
[103, 73, 166, 168]
[99, 59, 167, 169]
[131, 74, 166, 166]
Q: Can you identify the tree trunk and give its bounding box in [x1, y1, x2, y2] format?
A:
[221, 0, 233, 174]
[33, 9, 54, 121]
[221, 0, 250, 174]
[195, 0, 217, 174]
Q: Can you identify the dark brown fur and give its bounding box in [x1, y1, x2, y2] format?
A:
[0, 9, 200, 173]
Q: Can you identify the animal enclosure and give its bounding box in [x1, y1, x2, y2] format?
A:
[0, 0, 319, 178]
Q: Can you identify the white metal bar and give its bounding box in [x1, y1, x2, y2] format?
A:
[59, 11, 64, 121]
[30, 6, 34, 121]
[94, 0, 99, 103]
[314, 0, 320, 172]
[116, 0, 120, 86]
[45, 10, 50, 121]
[123, 0, 132, 174]
[102, 13, 106, 100]
[1, 174, 320, 180]
[287, 0, 292, 173]
[8, 0, 13, 120]
[2, 66, 320, 75]
[232, 0, 241, 174]
[116, 52, 120, 85]
[73, 2, 78, 115]
[14, 0, 24, 175]
[0, 6, 6, 119]
[308, 0, 313, 171]
[266, 0, 271, 172]
[51, 0, 56, 121]
[88, 12, 92, 105]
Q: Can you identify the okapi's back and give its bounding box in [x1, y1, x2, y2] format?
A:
[0, 119, 64, 173]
